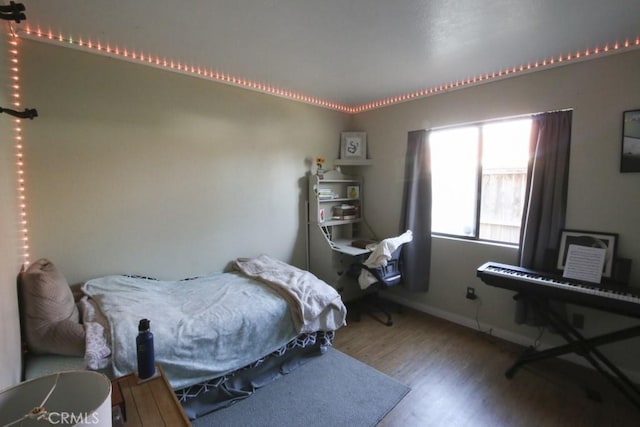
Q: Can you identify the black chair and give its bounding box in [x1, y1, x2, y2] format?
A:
[351, 245, 405, 326]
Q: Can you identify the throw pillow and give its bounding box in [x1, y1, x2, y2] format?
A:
[20, 258, 85, 355]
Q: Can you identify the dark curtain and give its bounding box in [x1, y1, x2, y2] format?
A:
[399, 130, 432, 292]
[516, 110, 572, 324]
[519, 110, 572, 269]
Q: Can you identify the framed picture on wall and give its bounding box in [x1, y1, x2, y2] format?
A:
[621, 109, 640, 173]
[347, 185, 360, 199]
[556, 229, 618, 278]
[340, 132, 367, 160]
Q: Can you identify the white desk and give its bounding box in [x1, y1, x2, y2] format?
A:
[330, 239, 373, 257]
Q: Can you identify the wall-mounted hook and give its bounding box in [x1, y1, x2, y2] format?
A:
[0, 107, 38, 119]
[0, 2, 26, 23]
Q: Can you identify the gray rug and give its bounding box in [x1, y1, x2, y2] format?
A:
[192, 348, 410, 427]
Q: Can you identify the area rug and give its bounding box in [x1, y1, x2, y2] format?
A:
[192, 348, 410, 427]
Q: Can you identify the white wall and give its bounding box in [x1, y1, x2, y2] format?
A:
[18, 39, 350, 285]
[353, 49, 640, 377]
[0, 30, 24, 388]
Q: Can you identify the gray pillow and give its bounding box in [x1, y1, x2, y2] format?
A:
[20, 259, 85, 355]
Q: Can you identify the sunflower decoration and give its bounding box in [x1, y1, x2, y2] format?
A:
[315, 156, 326, 177]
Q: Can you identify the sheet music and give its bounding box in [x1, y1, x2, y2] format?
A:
[563, 244, 606, 284]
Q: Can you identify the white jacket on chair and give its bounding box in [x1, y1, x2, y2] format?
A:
[358, 230, 413, 290]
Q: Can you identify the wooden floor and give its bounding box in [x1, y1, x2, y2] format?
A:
[332, 304, 640, 427]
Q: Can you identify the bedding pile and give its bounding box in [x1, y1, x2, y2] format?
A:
[234, 254, 347, 333]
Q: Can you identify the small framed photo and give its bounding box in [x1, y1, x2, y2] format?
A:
[621, 109, 640, 172]
[556, 229, 618, 278]
[340, 132, 367, 160]
[347, 185, 360, 199]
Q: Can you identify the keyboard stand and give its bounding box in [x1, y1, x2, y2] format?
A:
[507, 293, 640, 409]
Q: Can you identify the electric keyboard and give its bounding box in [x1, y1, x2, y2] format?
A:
[478, 261, 640, 409]
[477, 262, 640, 319]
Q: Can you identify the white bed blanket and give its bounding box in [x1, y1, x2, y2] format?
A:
[82, 271, 302, 389]
[234, 255, 347, 333]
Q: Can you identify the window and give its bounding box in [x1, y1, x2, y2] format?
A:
[430, 118, 531, 244]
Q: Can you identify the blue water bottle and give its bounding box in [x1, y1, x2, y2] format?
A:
[136, 318, 155, 379]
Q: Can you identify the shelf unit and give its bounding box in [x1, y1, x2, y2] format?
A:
[307, 168, 372, 302]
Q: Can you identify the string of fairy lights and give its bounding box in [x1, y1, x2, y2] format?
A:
[5, 24, 640, 267]
[352, 37, 640, 113]
[7, 31, 30, 266]
[16, 25, 640, 114]
[16, 26, 353, 113]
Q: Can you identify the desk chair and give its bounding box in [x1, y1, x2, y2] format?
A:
[351, 245, 405, 326]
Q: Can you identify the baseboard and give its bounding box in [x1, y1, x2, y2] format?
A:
[383, 293, 640, 385]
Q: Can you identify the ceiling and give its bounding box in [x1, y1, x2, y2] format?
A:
[13, 0, 640, 111]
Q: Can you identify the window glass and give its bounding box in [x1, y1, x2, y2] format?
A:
[479, 119, 531, 243]
[429, 118, 531, 244]
[430, 127, 479, 237]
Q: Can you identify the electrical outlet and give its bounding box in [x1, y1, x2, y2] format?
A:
[466, 287, 477, 300]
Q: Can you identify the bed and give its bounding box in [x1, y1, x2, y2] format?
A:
[18, 255, 347, 419]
